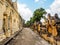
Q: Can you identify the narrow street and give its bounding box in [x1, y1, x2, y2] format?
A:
[8, 28, 51, 45]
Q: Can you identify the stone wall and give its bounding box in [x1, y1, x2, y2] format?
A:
[0, 0, 23, 41]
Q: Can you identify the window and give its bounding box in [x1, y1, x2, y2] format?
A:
[12, 10, 14, 14]
[0, 1, 3, 5]
[5, 2, 8, 7]
[14, 19, 16, 22]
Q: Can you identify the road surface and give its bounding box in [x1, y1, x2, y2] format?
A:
[8, 28, 51, 45]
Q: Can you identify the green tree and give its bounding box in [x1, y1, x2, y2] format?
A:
[33, 8, 46, 22]
[25, 8, 46, 27]
[25, 21, 30, 27]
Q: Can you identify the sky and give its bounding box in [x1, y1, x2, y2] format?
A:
[13, 0, 60, 22]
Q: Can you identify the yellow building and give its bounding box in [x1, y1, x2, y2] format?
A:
[0, 0, 23, 41]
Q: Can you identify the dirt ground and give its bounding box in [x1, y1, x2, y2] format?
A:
[8, 28, 51, 45]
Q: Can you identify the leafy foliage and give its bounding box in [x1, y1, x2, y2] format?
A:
[33, 8, 46, 22]
[25, 8, 46, 27]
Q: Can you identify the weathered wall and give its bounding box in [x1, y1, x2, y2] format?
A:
[0, 1, 6, 41]
[0, 0, 23, 41]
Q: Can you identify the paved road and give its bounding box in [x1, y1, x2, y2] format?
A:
[8, 28, 51, 45]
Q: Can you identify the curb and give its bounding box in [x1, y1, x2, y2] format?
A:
[0, 28, 23, 45]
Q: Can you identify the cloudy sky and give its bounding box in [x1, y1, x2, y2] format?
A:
[13, 0, 60, 22]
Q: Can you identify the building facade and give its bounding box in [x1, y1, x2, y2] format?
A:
[0, 0, 23, 41]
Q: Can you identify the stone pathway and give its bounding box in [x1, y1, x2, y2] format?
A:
[8, 28, 51, 45]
